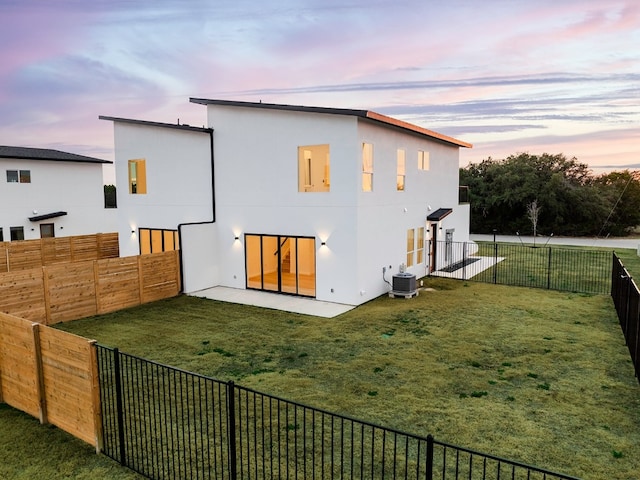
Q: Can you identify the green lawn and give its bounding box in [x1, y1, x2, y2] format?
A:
[46, 277, 640, 480]
[0, 404, 144, 480]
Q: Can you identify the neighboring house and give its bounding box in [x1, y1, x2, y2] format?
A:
[0, 146, 116, 241]
[101, 99, 472, 306]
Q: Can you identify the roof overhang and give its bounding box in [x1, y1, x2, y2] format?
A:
[189, 98, 472, 148]
[427, 208, 453, 221]
[28, 211, 67, 222]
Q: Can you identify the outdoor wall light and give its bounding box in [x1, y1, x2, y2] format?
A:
[234, 235, 240, 241]
[321, 241, 327, 246]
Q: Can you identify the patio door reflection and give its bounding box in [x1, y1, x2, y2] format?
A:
[245, 234, 316, 297]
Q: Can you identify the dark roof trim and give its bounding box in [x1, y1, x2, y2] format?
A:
[29, 211, 67, 222]
[99, 115, 213, 133]
[189, 98, 472, 148]
[427, 208, 453, 221]
[0, 146, 111, 164]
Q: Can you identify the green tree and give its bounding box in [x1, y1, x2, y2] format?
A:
[459, 153, 610, 236]
[592, 170, 640, 236]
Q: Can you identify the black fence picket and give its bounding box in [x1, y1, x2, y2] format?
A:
[96, 345, 581, 480]
[428, 240, 611, 294]
[611, 253, 640, 382]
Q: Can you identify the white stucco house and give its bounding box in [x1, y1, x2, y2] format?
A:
[0, 146, 116, 242]
[101, 99, 472, 306]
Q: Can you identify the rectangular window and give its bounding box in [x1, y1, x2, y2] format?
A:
[40, 223, 55, 238]
[406, 228, 415, 267]
[10, 226, 24, 241]
[362, 143, 373, 192]
[6, 170, 30, 183]
[397, 149, 406, 191]
[298, 144, 330, 192]
[138, 228, 179, 254]
[0, 227, 3, 241]
[128, 159, 147, 194]
[418, 151, 430, 171]
[416, 227, 425, 264]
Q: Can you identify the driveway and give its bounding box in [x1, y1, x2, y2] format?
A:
[471, 234, 640, 250]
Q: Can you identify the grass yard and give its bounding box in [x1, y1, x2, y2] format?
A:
[47, 277, 640, 480]
[0, 404, 145, 480]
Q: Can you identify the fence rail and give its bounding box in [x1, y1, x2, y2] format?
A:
[428, 240, 611, 294]
[0, 232, 119, 272]
[0, 250, 181, 325]
[96, 345, 580, 480]
[611, 253, 640, 381]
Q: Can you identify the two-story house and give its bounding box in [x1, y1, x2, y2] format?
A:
[101, 99, 472, 306]
[0, 146, 116, 241]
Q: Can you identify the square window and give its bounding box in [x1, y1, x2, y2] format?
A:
[298, 144, 330, 192]
[40, 223, 55, 238]
[10, 226, 24, 241]
[19, 170, 31, 183]
[6, 170, 18, 182]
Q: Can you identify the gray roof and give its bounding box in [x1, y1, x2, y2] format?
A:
[189, 98, 472, 148]
[0, 146, 112, 164]
[99, 116, 212, 133]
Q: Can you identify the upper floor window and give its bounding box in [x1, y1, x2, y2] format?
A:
[6, 170, 30, 183]
[362, 143, 373, 192]
[0, 227, 3, 242]
[298, 144, 330, 192]
[397, 149, 406, 191]
[418, 151, 430, 171]
[128, 159, 147, 194]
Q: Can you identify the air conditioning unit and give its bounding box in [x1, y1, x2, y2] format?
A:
[390, 272, 418, 298]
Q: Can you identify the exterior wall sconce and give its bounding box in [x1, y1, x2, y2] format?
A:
[234, 235, 240, 241]
[321, 241, 326, 246]
[131, 229, 136, 234]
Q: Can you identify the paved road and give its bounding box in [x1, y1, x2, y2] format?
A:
[471, 234, 640, 251]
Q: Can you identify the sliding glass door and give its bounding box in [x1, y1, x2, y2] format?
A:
[245, 234, 316, 297]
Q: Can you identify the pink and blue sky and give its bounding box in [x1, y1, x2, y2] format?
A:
[1, 0, 639, 183]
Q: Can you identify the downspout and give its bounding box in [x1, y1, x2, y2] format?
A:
[177, 128, 215, 292]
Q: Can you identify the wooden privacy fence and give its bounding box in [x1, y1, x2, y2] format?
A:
[0, 312, 102, 448]
[0, 232, 119, 273]
[0, 250, 181, 325]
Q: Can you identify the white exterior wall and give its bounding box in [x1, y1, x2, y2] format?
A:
[205, 105, 470, 305]
[111, 123, 214, 257]
[355, 121, 470, 300]
[206, 105, 362, 304]
[0, 158, 116, 241]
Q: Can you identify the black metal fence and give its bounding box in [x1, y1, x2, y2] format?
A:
[428, 240, 611, 294]
[96, 345, 580, 480]
[611, 253, 640, 382]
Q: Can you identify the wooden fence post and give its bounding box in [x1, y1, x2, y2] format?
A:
[31, 323, 48, 425]
[89, 341, 103, 453]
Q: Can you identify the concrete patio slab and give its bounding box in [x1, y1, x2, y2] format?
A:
[189, 286, 355, 318]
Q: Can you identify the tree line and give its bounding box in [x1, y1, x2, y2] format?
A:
[459, 153, 640, 236]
